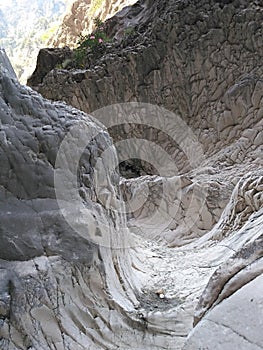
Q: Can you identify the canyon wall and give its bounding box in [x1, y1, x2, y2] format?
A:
[30, 0, 263, 245]
[1, 0, 263, 348]
[0, 49, 152, 350]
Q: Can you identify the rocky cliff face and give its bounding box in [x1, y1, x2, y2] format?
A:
[2, 0, 263, 348]
[48, 0, 139, 48]
[0, 0, 135, 84]
[30, 0, 263, 159]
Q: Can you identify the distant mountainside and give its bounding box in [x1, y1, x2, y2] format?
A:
[0, 9, 7, 38]
[0, 0, 137, 84]
[47, 0, 138, 48]
[0, 0, 73, 83]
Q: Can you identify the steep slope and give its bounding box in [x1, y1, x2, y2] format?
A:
[0, 0, 137, 84]
[30, 0, 263, 207]
[1, 48, 207, 350]
[31, 0, 263, 155]
[48, 0, 139, 48]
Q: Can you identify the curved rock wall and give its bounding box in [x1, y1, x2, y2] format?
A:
[4, 0, 263, 348]
[31, 0, 263, 243]
[32, 0, 263, 174]
[0, 49, 146, 350]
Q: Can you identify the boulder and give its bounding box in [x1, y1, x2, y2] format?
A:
[27, 46, 72, 86]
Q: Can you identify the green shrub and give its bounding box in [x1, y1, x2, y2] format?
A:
[73, 17, 109, 68]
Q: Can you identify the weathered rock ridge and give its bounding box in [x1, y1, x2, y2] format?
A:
[2, 0, 263, 348]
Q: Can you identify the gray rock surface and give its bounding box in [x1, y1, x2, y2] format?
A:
[184, 275, 263, 350]
[30, 0, 263, 177]
[27, 47, 73, 86]
[2, 0, 263, 348]
[0, 49, 147, 350]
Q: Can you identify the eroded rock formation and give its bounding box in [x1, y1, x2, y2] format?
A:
[0, 49, 145, 349]
[2, 0, 263, 348]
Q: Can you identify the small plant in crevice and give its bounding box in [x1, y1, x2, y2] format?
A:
[123, 26, 136, 39]
[73, 17, 110, 68]
[121, 25, 141, 47]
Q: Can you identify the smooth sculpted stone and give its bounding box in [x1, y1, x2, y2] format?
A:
[182, 186, 263, 348]
[184, 264, 263, 350]
[2, 0, 263, 348]
[27, 3, 263, 348]
[0, 50, 150, 350]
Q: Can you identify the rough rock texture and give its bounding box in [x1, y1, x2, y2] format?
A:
[0, 49, 155, 350]
[4, 0, 263, 348]
[48, 0, 138, 48]
[31, 0, 263, 177]
[31, 0, 263, 238]
[27, 47, 73, 86]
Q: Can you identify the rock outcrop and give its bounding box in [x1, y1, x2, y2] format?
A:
[27, 47, 73, 87]
[3, 0, 263, 348]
